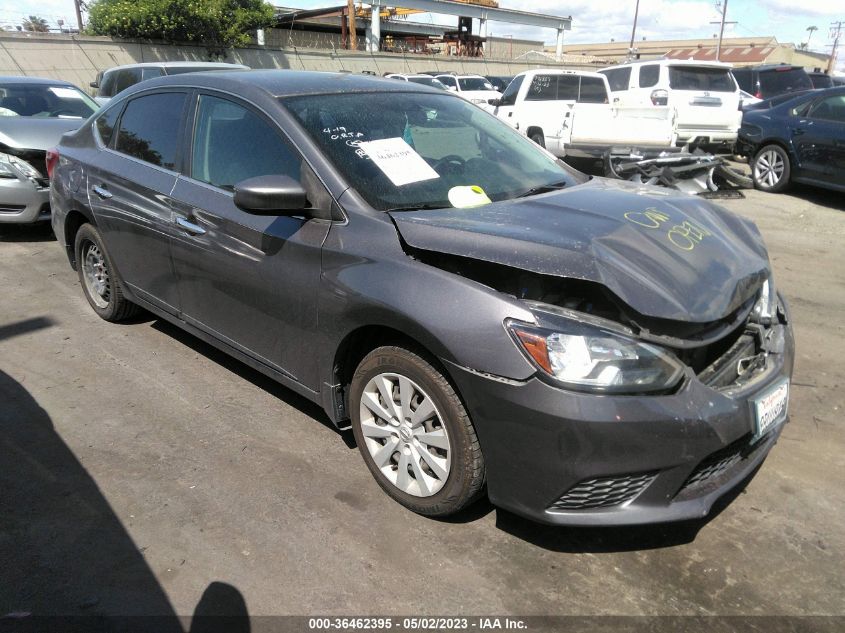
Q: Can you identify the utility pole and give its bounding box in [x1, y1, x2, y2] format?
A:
[829, 21, 843, 74]
[74, 0, 84, 32]
[715, 0, 728, 61]
[347, 0, 357, 50]
[629, 0, 640, 57]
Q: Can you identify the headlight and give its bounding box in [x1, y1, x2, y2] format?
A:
[751, 278, 776, 323]
[508, 320, 685, 394]
[0, 151, 42, 180]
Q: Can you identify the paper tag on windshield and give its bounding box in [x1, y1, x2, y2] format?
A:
[358, 138, 439, 187]
[48, 86, 83, 99]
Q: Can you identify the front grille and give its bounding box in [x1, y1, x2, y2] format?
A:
[548, 472, 657, 511]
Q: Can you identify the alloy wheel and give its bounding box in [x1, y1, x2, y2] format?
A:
[754, 149, 785, 189]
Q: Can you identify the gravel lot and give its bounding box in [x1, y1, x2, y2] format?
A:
[1, 184, 843, 622]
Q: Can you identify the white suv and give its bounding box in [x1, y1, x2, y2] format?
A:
[600, 59, 742, 150]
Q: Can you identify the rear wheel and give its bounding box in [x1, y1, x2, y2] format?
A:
[74, 223, 138, 322]
[752, 144, 791, 193]
[350, 346, 485, 516]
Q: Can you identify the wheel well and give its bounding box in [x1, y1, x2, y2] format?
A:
[64, 210, 95, 270]
[754, 139, 791, 161]
[333, 326, 442, 391]
[526, 126, 544, 140]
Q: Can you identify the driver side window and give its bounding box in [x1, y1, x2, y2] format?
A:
[499, 75, 524, 106]
[190, 95, 301, 190]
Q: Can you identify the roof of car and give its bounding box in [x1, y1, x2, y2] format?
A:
[601, 59, 733, 70]
[104, 61, 249, 72]
[0, 75, 77, 86]
[736, 64, 805, 72]
[132, 69, 438, 99]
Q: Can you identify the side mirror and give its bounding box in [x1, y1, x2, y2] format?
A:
[447, 86, 457, 92]
[488, 98, 501, 106]
[233, 175, 308, 215]
[90, 81, 99, 88]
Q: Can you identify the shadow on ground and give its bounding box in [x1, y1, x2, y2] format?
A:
[0, 317, 249, 631]
[0, 223, 55, 243]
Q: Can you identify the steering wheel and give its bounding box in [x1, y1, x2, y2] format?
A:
[431, 155, 466, 174]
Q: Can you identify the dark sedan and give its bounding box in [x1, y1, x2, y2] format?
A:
[50, 71, 793, 526]
[737, 86, 845, 193]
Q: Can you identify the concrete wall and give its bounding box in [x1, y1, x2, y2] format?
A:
[0, 32, 594, 94]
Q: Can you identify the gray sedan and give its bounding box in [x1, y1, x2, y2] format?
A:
[0, 76, 98, 224]
[50, 71, 793, 526]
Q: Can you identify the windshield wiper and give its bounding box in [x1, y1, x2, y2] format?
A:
[385, 203, 447, 213]
[515, 181, 569, 199]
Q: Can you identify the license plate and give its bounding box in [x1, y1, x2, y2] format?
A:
[752, 379, 789, 440]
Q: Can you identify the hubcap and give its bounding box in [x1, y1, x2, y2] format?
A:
[81, 240, 110, 309]
[754, 150, 785, 189]
[359, 373, 451, 497]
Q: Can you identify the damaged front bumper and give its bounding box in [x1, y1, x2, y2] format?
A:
[443, 298, 795, 527]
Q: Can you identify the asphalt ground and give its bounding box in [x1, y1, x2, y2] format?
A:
[0, 183, 843, 628]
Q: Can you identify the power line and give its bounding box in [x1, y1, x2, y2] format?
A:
[829, 20, 843, 73]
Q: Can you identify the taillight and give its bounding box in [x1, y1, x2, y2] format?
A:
[45, 148, 59, 180]
[650, 89, 668, 106]
[755, 90, 762, 99]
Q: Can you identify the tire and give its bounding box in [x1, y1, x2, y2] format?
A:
[752, 144, 791, 193]
[74, 223, 139, 322]
[529, 130, 546, 148]
[350, 346, 485, 516]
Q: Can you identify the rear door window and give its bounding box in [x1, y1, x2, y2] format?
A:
[190, 94, 301, 190]
[807, 95, 845, 123]
[556, 76, 579, 101]
[141, 67, 165, 81]
[95, 104, 122, 147]
[578, 77, 607, 103]
[668, 66, 735, 91]
[601, 67, 631, 92]
[114, 92, 187, 170]
[638, 64, 660, 88]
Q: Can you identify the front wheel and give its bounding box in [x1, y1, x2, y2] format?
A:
[752, 144, 791, 193]
[74, 223, 138, 322]
[350, 346, 485, 516]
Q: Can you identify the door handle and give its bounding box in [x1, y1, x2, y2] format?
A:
[92, 185, 112, 199]
[175, 216, 206, 236]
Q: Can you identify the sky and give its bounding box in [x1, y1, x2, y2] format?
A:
[2, 0, 843, 70]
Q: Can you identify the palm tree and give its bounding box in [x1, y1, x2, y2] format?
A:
[805, 25, 818, 50]
[21, 16, 50, 32]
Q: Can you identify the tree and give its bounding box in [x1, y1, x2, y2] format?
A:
[806, 25, 818, 50]
[22, 15, 50, 32]
[86, 0, 275, 54]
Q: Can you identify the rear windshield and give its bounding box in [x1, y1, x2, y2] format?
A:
[759, 68, 813, 97]
[408, 76, 447, 90]
[458, 77, 495, 91]
[668, 66, 735, 92]
[0, 83, 98, 118]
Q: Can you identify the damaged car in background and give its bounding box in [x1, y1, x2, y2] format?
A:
[1, 76, 98, 224]
[50, 71, 794, 526]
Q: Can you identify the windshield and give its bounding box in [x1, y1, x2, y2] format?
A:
[458, 77, 495, 91]
[283, 92, 581, 211]
[0, 83, 98, 118]
[408, 76, 448, 90]
[759, 68, 813, 97]
[668, 66, 735, 92]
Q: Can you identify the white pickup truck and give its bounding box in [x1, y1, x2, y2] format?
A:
[487, 70, 678, 158]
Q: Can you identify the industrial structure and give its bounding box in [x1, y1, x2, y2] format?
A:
[551, 36, 831, 70]
[272, 0, 571, 59]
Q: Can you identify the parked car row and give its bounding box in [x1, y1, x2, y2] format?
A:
[44, 69, 794, 526]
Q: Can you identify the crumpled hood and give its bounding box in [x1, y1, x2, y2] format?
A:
[390, 178, 771, 323]
[0, 118, 86, 152]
